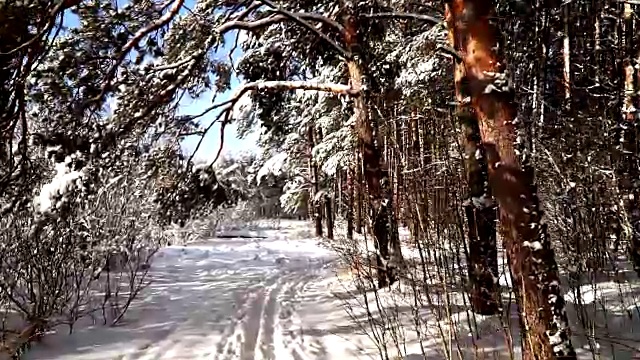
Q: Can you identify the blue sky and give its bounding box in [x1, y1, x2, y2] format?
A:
[178, 31, 260, 163]
[177, 0, 260, 162]
[64, 1, 260, 163]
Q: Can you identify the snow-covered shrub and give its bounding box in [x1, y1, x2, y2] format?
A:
[0, 144, 183, 357]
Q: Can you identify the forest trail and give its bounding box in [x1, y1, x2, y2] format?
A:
[20, 221, 640, 360]
[24, 220, 366, 360]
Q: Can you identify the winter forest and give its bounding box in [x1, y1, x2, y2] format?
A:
[3, 0, 640, 359]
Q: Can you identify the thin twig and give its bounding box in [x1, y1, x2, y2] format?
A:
[436, 45, 463, 62]
[362, 12, 442, 25]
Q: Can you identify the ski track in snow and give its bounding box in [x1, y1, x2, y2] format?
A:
[24, 221, 348, 360]
[25, 220, 640, 360]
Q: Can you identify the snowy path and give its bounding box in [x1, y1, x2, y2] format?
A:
[26, 220, 640, 359]
[24, 221, 368, 360]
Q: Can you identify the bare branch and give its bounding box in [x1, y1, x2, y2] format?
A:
[87, 0, 186, 105]
[218, 13, 350, 59]
[256, 0, 350, 58]
[188, 80, 358, 166]
[362, 12, 442, 25]
[436, 44, 462, 62]
[211, 120, 228, 165]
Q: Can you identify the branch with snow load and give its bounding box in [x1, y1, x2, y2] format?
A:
[218, 0, 350, 59]
[188, 80, 359, 166]
[257, 0, 346, 34]
[220, 3, 444, 60]
[88, 0, 186, 105]
[362, 12, 442, 25]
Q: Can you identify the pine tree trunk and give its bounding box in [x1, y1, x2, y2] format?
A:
[446, 18, 500, 315]
[394, 111, 406, 227]
[343, 5, 401, 288]
[336, 169, 342, 216]
[325, 193, 334, 240]
[347, 167, 354, 240]
[409, 110, 425, 239]
[620, 2, 640, 276]
[445, 1, 576, 358]
[355, 149, 363, 234]
[459, 108, 500, 315]
[308, 124, 323, 237]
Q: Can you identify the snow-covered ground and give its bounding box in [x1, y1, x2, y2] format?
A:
[327, 224, 640, 360]
[24, 220, 373, 360]
[22, 219, 640, 359]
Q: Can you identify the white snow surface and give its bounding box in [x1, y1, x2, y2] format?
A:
[323, 221, 640, 359]
[24, 220, 362, 360]
[22, 220, 640, 360]
[36, 159, 84, 214]
[256, 153, 288, 185]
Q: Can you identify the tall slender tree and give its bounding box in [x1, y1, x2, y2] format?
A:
[619, 2, 640, 276]
[342, 1, 400, 287]
[445, 1, 576, 358]
[446, 18, 500, 316]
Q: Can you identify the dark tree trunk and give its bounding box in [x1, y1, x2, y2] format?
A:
[460, 109, 500, 315]
[335, 169, 341, 215]
[347, 168, 354, 240]
[619, 2, 640, 276]
[308, 124, 323, 237]
[355, 150, 363, 234]
[394, 112, 406, 227]
[445, 1, 576, 358]
[343, 4, 402, 288]
[325, 193, 334, 240]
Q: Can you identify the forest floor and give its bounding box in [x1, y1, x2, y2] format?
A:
[24, 220, 382, 360]
[23, 220, 640, 359]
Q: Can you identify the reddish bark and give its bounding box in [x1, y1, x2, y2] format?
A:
[447, 18, 500, 315]
[445, 1, 576, 358]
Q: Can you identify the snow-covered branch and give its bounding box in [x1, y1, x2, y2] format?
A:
[362, 12, 442, 25]
[192, 80, 358, 126]
[218, 0, 350, 59]
[258, 0, 346, 35]
[264, 10, 346, 34]
[189, 80, 359, 166]
[89, 0, 186, 105]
